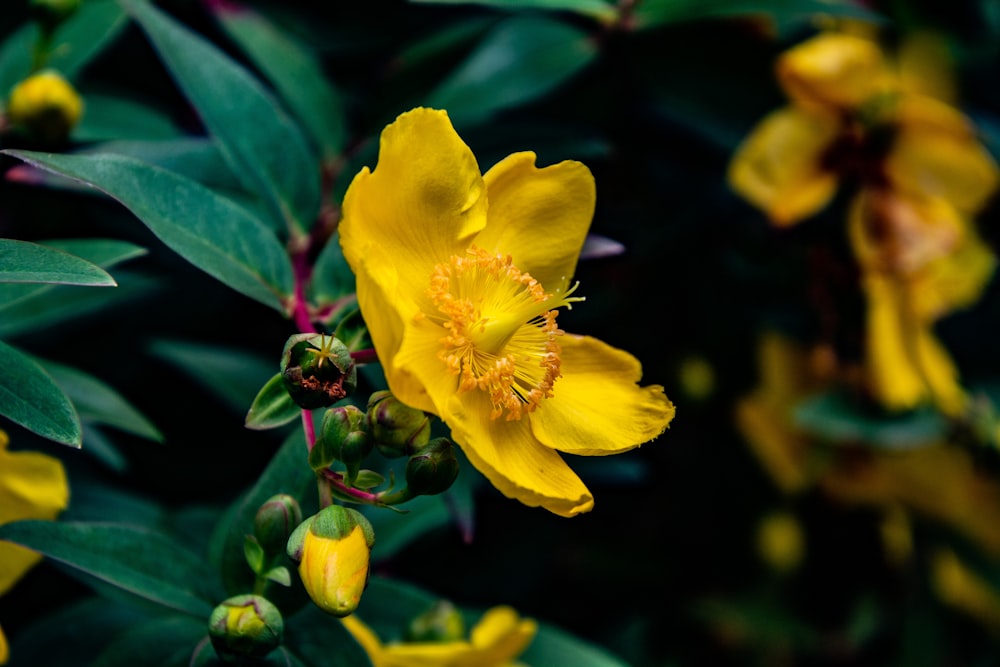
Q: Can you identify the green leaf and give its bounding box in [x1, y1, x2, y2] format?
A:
[0, 339, 80, 446]
[79, 425, 130, 473]
[284, 603, 374, 667]
[123, 0, 321, 234]
[353, 469, 386, 490]
[0, 238, 116, 286]
[308, 231, 356, 311]
[212, 2, 347, 160]
[246, 372, 302, 431]
[265, 565, 292, 587]
[83, 138, 244, 193]
[425, 15, 598, 128]
[74, 92, 185, 142]
[0, 520, 220, 617]
[4, 150, 295, 312]
[522, 620, 634, 667]
[0, 238, 144, 313]
[411, 0, 617, 22]
[91, 614, 207, 667]
[363, 495, 452, 563]
[631, 0, 883, 32]
[149, 339, 277, 414]
[244, 534, 266, 574]
[792, 390, 947, 450]
[43, 358, 163, 442]
[0, 268, 159, 338]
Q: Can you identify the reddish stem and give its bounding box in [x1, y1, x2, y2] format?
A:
[350, 348, 379, 365]
[320, 468, 383, 504]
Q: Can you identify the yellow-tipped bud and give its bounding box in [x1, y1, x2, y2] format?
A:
[208, 594, 283, 660]
[286, 505, 375, 617]
[7, 70, 83, 143]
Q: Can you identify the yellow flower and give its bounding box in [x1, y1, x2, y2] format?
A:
[755, 510, 805, 574]
[341, 605, 537, 667]
[931, 548, 1000, 634]
[339, 108, 675, 517]
[6, 69, 83, 142]
[0, 428, 70, 665]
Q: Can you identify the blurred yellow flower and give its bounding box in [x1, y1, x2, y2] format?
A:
[931, 549, 1000, 634]
[340, 108, 675, 517]
[0, 429, 70, 665]
[341, 605, 537, 667]
[729, 27, 998, 414]
[6, 69, 83, 142]
[755, 510, 805, 573]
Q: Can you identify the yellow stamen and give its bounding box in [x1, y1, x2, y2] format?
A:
[426, 247, 582, 420]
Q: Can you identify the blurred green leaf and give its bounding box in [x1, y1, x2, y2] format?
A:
[148, 339, 276, 414]
[308, 231, 355, 310]
[43, 358, 163, 442]
[793, 390, 947, 449]
[246, 372, 302, 431]
[0, 238, 116, 286]
[4, 150, 295, 312]
[522, 619, 634, 667]
[631, 0, 883, 31]
[411, 0, 617, 22]
[0, 520, 220, 617]
[123, 0, 321, 235]
[212, 2, 347, 160]
[73, 92, 185, 142]
[425, 15, 598, 128]
[91, 614, 207, 667]
[283, 603, 374, 667]
[363, 494, 453, 563]
[0, 0, 127, 93]
[0, 268, 158, 338]
[79, 425, 130, 473]
[0, 338, 80, 447]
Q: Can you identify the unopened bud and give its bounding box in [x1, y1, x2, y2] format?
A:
[286, 505, 375, 617]
[406, 600, 465, 642]
[280, 333, 357, 409]
[406, 437, 459, 496]
[208, 594, 283, 660]
[367, 390, 431, 458]
[7, 70, 83, 143]
[254, 494, 303, 559]
[311, 405, 372, 476]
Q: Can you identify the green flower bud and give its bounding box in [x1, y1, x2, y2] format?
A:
[405, 600, 466, 643]
[208, 594, 283, 660]
[7, 70, 83, 143]
[367, 390, 431, 458]
[286, 505, 375, 617]
[280, 333, 357, 409]
[405, 437, 459, 496]
[254, 494, 303, 559]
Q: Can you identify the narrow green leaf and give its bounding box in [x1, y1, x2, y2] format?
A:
[43, 358, 163, 442]
[212, 2, 347, 159]
[4, 150, 295, 312]
[0, 339, 80, 447]
[0, 520, 220, 617]
[411, 0, 617, 22]
[0, 268, 158, 338]
[425, 15, 598, 128]
[74, 92, 185, 142]
[79, 425, 130, 473]
[149, 339, 277, 414]
[284, 603, 374, 667]
[246, 372, 301, 431]
[123, 0, 321, 234]
[0, 238, 116, 286]
[522, 620, 635, 667]
[265, 566, 292, 587]
[363, 495, 452, 563]
[244, 534, 265, 574]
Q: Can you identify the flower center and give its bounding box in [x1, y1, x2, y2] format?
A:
[426, 246, 582, 420]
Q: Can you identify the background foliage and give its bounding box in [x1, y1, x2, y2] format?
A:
[2, 0, 1000, 665]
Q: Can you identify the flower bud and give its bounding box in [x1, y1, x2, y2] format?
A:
[405, 600, 465, 642]
[280, 333, 357, 409]
[253, 494, 303, 559]
[405, 437, 459, 496]
[311, 405, 372, 478]
[367, 390, 431, 458]
[286, 505, 375, 617]
[6, 70, 83, 143]
[208, 594, 283, 660]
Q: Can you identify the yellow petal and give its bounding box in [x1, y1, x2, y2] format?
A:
[530, 334, 674, 455]
[728, 107, 840, 226]
[932, 549, 1000, 632]
[476, 152, 595, 289]
[863, 274, 965, 415]
[776, 32, 887, 112]
[886, 98, 999, 215]
[895, 30, 957, 103]
[340, 615, 386, 666]
[340, 107, 488, 316]
[735, 395, 812, 494]
[469, 606, 537, 662]
[0, 623, 7, 665]
[0, 435, 69, 596]
[446, 392, 593, 517]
